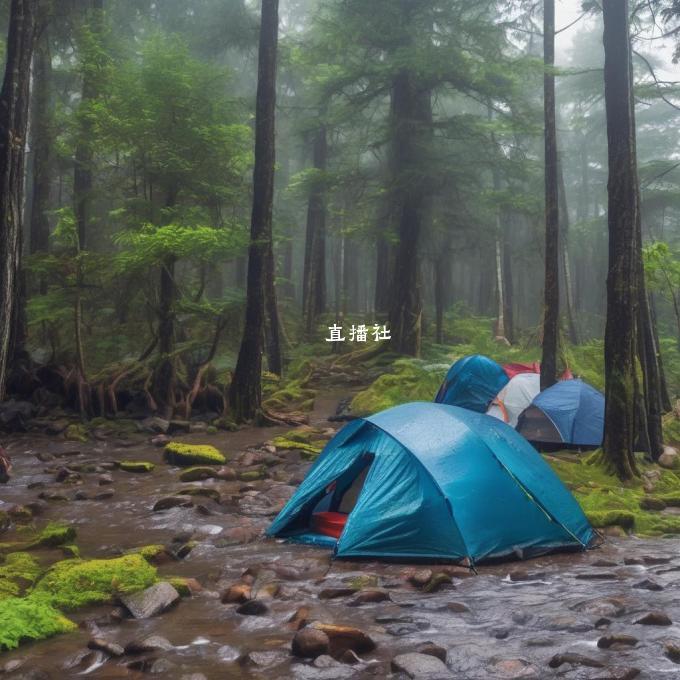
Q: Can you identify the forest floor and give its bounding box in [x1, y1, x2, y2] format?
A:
[1, 362, 680, 679]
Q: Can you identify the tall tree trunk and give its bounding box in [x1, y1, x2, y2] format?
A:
[503, 214, 515, 344]
[0, 0, 36, 401]
[302, 124, 327, 335]
[29, 2, 52, 266]
[264, 240, 283, 375]
[541, 0, 560, 390]
[434, 254, 446, 344]
[229, 0, 279, 421]
[388, 69, 431, 357]
[558, 160, 579, 344]
[73, 0, 103, 251]
[602, 0, 639, 480]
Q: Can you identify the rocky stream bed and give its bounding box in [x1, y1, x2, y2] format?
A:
[1, 393, 680, 680]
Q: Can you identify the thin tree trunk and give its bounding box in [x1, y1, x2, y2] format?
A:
[541, 0, 560, 390]
[0, 0, 36, 400]
[434, 255, 445, 344]
[302, 124, 327, 334]
[503, 214, 515, 343]
[29, 2, 52, 269]
[602, 0, 639, 480]
[73, 0, 103, 251]
[229, 0, 279, 421]
[558, 160, 579, 344]
[264, 239, 283, 375]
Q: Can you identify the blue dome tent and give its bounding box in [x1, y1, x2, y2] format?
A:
[268, 403, 594, 564]
[434, 355, 509, 412]
[516, 379, 604, 449]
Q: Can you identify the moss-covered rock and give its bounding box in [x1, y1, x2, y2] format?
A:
[0, 596, 76, 651]
[239, 469, 265, 482]
[28, 523, 77, 549]
[163, 442, 226, 466]
[0, 553, 42, 599]
[64, 423, 89, 442]
[33, 554, 157, 610]
[179, 466, 218, 482]
[263, 378, 316, 413]
[127, 545, 169, 564]
[271, 436, 324, 460]
[119, 460, 155, 473]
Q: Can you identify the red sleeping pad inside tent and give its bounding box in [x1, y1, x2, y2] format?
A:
[504, 362, 541, 379]
[311, 512, 348, 539]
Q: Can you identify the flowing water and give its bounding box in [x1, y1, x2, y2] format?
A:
[1, 393, 680, 679]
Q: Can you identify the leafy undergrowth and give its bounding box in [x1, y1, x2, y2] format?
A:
[548, 452, 680, 536]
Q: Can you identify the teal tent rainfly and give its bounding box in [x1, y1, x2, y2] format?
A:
[267, 402, 595, 564]
[435, 354, 509, 412]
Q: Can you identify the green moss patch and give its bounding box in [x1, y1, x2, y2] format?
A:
[119, 460, 155, 473]
[126, 545, 168, 564]
[179, 466, 218, 482]
[548, 453, 680, 536]
[0, 596, 76, 651]
[33, 554, 157, 610]
[28, 523, 77, 550]
[163, 442, 226, 466]
[351, 359, 447, 417]
[64, 423, 89, 442]
[0, 553, 42, 600]
[263, 377, 317, 413]
[272, 436, 324, 460]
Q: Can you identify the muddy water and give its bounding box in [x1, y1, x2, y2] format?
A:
[1, 394, 680, 679]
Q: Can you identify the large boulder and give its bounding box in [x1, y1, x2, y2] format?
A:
[0, 400, 34, 433]
[659, 447, 679, 470]
[120, 582, 180, 619]
[292, 628, 330, 659]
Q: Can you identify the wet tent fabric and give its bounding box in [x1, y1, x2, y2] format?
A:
[434, 355, 509, 413]
[487, 373, 541, 427]
[503, 362, 541, 379]
[517, 379, 604, 447]
[268, 402, 594, 563]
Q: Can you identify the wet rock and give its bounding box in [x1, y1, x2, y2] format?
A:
[217, 466, 237, 480]
[152, 496, 192, 511]
[124, 635, 174, 654]
[120, 582, 180, 619]
[179, 467, 217, 482]
[659, 446, 679, 470]
[236, 599, 269, 616]
[0, 399, 34, 432]
[310, 622, 376, 655]
[98, 473, 113, 485]
[292, 628, 331, 658]
[240, 651, 287, 667]
[168, 419, 191, 434]
[339, 650, 362, 665]
[3, 659, 26, 673]
[348, 590, 389, 606]
[491, 627, 511, 640]
[573, 597, 626, 618]
[88, 638, 124, 656]
[423, 572, 453, 593]
[548, 653, 605, 669]
[591, 560, 618, 568]
[575, 572, 618, 581]
[665, 641, 680, 663]
[391, 652, 450, 678]
[525, 637, 554, 647]
[489, 659, 537, 678]
[217, 645, 240, 662]
[141, 417, 170, 434]
[319, 587, 356, 600]
[314, 655, 343, 668]
[639, 497, 666, 511]
[632, 578, 663, 591]
[597, 634, 638, 649]
[151, 434, 171, 447]
[417, 642, 447, 663]
[408, 569, 433, 588]
[641, 555, 671, 565]
[591, 668, 641, 680]
[93, 489, 115, 500]
[73, 490, 89, 501]
[221, 583, 252, 604]
[508, 570, 546, 582]
[445, 602, 470, 614]
[634, 611, 672, 626]
[64, 650, 107, 673]
[288, 606, 311, 630]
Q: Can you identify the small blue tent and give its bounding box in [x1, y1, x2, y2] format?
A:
[516, 379, 604, 448]
[268, 403, 594, 564]
[434, 355, 509, 413]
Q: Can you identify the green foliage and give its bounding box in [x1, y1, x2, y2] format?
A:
[33, 554, 157, 610]
[0, 596, 76, 651]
